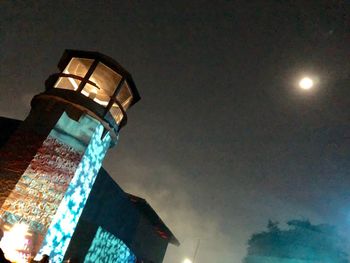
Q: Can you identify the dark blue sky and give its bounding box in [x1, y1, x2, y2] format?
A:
[1, 1, 350, 261]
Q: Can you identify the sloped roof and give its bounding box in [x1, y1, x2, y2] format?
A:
[127, 193, 180, 246]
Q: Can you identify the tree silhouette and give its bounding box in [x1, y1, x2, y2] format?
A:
[243, 219, 348, 263]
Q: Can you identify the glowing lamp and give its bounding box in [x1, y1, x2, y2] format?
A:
[44, 50, 140, 132]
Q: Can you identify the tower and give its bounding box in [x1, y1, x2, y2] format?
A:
[0, 50, 140, 262]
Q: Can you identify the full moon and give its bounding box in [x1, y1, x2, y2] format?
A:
[299, 77, 314, 90]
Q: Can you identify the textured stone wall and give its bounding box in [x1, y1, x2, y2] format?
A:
[0, 129, 48, 208]
[0, 96, 115, 262]
[0, 136, 82, 232]
[0, 98, 66, 208]
[36, 122, 112, 263]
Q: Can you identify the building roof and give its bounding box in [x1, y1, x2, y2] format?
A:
[0, 117, 22, 148]
[127, 193, 180, 246]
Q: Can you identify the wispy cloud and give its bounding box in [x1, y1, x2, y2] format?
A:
[107, 157, 244, 262]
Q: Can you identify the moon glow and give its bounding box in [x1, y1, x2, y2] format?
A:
[299, 77, 314, 90]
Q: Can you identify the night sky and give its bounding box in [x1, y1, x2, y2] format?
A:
[1, 1, 350, 262]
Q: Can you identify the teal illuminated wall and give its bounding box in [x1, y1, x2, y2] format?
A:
[37, 120, 112, 262]
[84, 227, 136, 263]
[0, 112, 114, 263]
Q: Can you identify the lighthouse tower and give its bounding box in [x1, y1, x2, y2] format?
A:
[0, 50, 140, 262]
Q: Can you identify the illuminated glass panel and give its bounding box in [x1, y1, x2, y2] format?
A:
[116, 82, 133, 110]
[36, 124, 112, 263]
[110, 103, 124, 124]
[84, 227, 136, 263]
[54, 58, 94, 91]
[81, 62, 122, 106]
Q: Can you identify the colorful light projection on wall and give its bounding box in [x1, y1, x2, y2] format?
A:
[0, 136, 83, 233]
[36, 123, 111, 262]
[84, 227, 136, 263]
[0, 112, 114, 262]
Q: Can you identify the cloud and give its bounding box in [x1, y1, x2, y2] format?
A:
[108, 157, 244, 262]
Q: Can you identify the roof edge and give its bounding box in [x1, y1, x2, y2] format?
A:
[127, 193, 180, 246]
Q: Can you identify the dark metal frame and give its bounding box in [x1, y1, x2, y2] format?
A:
[76, 60, 99, 93]
[57, 49, 140, 107]
[48, 49, 141, 131]
[59, 73, 100, 89]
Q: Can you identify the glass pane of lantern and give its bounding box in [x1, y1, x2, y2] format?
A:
[81, 83, 104, 102]
[54, 58, 93, 91]
[110, 103, 124, 124]
[64, 58, 94, 76]
[116, 81, 133, 110]
[82, 62, 122, 107]
[54, 77, 82, 91]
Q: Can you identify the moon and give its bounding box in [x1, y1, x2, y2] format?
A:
[299, 77, 314, 90]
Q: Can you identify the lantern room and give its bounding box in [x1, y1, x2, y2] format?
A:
[42, 49, 140, 133]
